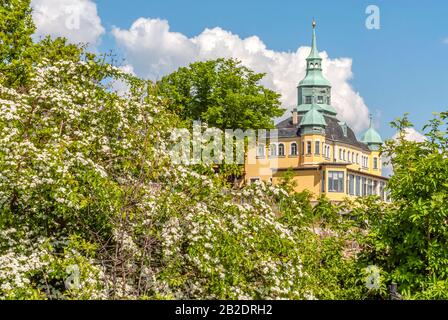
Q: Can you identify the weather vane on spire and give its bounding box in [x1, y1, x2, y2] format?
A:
[312, 19, 316, 29]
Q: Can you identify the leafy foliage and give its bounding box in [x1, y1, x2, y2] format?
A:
[157, 58, 285, 130]
[355, 113, 448, 299]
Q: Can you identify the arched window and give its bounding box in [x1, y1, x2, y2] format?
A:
[270, 144, 277, 157]
[343, 150, 346, 161]
[347, 151, 350, 162]
[290, 143, 298, 156]
[278, 144, 285, 156]
[257, 144, 265, 157]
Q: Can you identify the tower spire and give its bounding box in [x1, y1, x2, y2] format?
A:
[297, 19, 336, 117]
[308, 19, 320, 59]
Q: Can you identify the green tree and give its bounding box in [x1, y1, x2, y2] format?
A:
[357, 113, 448, 299]
[157, 58, 285, 130]
[0, 0, 35, 86]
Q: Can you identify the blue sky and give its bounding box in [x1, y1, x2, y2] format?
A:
[35, 0, 448, 139]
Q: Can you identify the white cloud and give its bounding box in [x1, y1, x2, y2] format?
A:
[112, 18, 371, 132]
[111, 64, 135, 96]
[31, 0, 105, 46]
[392, 127, 426, 142]
[443, 37, 448, 44]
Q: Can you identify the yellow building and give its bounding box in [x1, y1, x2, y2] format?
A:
[244, 21, 388, 202]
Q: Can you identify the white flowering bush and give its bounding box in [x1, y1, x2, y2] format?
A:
[153, 172, 309, 299]
[0, 53, 317, 299]
[0, 228, 105, 299]
[0, 55, 172, 298]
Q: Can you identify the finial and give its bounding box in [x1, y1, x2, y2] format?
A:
[369, 114, 373, 128]
[312, 19, 316, 29]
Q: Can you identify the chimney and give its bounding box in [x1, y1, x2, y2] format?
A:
[292, 108, 298, 125]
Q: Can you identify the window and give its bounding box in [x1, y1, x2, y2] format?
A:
[339, 149, 342, 160]
[305, 96, 312, 104]
[257, 144, 265, 157]
[343, 150, 346, 161]
[355, 176, 361, 196]
[347, 151, 350, 162]
[367, 179, 373, 195]
[278, 144, 285, 156]
[356, 154, 359, 164]
[315, 141, 320, 155]
[328, 171, 345, 193]
[290, 143, 298, 156]
[348, 174, 355, 195]
[302, 142, 305, 155]
[317, 96, 324, 104]
[307, 141, 312, 155]
[362, 156, 367, 168]
[362, 177, 367, 196]
[270, 144, 277, 157]
[373, 157, 378, 170]
[380, 181, 386, 200]
[373, 180, 379, 196]
[250, 178, 260, 184]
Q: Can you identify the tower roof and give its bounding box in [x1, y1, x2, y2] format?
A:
[361, 115, 383, 145]
[298, 71, 331, 87]
[299, 20, 331, 87]
[300, 104, 327, 127]
[307, 19, 320, 60]
[296, 103, 337, 115]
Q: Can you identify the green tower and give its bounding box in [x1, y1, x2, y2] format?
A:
[361, 115, 383, 151]
[299, 103, 327, 135]
[297, 20, 337, 117]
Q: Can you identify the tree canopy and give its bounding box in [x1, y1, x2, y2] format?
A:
[157, 58, 285, 130]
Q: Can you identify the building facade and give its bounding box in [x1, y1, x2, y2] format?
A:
[244, 21, 388, 202]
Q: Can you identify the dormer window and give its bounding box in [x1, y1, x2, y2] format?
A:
[317, 96, 324, 104]
[305, 96, 312, 104]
